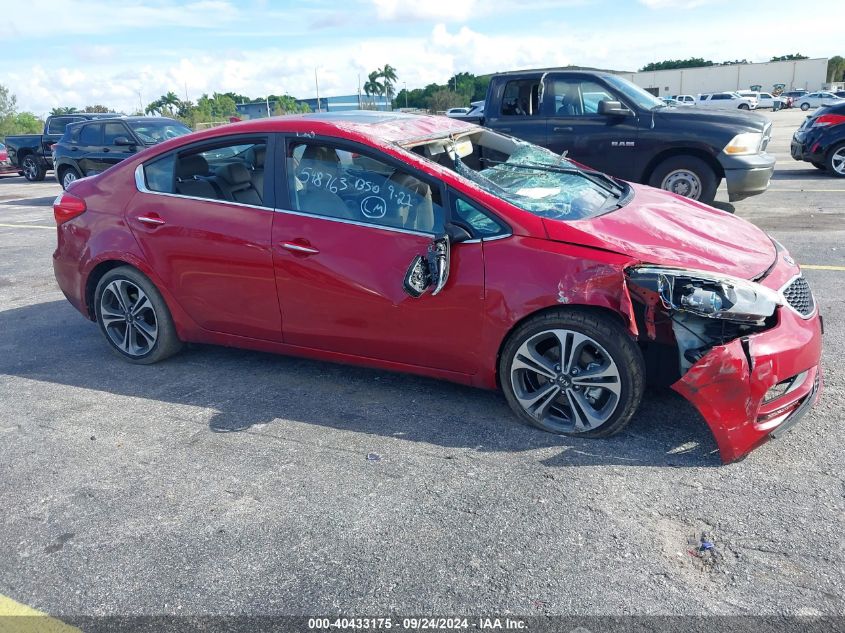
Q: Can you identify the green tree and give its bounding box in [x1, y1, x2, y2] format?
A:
[426, 89, 465, 113]
[827, 56, 845, 83]
[770, 54, 808, 61]
[266, 94, 311, 115]
[82, 104, 111, 113]
[363, 71, 384, 106]
[639, 58, 714, 71]
[0, 84, 16, 119]
[11, 112, 43, 134]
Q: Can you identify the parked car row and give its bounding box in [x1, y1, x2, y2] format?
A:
[1, 114, 191, 188]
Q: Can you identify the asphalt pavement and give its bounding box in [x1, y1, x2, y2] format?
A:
[0, 108, 843, 625]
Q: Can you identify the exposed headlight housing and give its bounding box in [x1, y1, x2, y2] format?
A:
[723, 132, 764, 155]
[627, 266, 781, 324]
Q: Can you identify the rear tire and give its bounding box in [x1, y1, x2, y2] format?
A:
[648, 155, 718, 204]
[59, 165, 81, 190]
[21, 154, 46, 182]
[826, 142, 845, 178]
[94, 266, 183, 364]
[800, 103, 810, 111]
[499, 310, 645, 438]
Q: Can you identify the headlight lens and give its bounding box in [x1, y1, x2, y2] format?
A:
[627, 266, 781, 323]
[723, 132, 763, 155]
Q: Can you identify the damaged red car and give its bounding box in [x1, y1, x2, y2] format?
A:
[52, 111, 822, 463]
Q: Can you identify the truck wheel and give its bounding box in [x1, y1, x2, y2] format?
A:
[826, 142, 845, 178]
[21, 154, 46, 182]
[649, 156, 718, 204]
[500, 309, 645, 438]
[59, 166, 81, 190]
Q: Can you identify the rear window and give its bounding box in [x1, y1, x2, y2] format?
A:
[47, 116, 84, 135]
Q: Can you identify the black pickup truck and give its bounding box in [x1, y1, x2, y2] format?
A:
[473, 69, 775, 204]
[4, 112, 118, 181]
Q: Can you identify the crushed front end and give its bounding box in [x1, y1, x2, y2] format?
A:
[626, 253, 823, 463]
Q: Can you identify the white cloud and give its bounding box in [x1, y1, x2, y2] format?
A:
[638, 0, 717, 7]
[372, 0, 478, 22]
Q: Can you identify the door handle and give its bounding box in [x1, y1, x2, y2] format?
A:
[553, 126, 574, 132]
[136, 215, 165, 226]
[103, 148, 110, 152]
[280, 241, 319, 255]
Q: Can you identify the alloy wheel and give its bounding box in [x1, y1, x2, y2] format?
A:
[62, 170, 78, 189]
[831, 147, 845, 176]
[660, 169, 702, 199]
[99, 279, 159, 357]
[23, 157, 37, 180]
[509, 329, 622, 433]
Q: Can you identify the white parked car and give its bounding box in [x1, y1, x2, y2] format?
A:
[445, 107, 471, 118]
[697, 92, 757, 111]
[670, 94, 696, 106]
[796, 92, 845, 111]
[737, 90, 787, 110]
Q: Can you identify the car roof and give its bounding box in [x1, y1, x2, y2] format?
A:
[191, 110, 479, 146]
[66, 116, 181, 129]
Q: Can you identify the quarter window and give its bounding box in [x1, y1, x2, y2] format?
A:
[452, 195, 509, 238]
[287, 141, 445, 234]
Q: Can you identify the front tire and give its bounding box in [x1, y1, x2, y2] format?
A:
[59, 165, 81, 190]
[648, 155, 718, 204]
[94, 266, 182, 364]
[826, 142, 845, 178]
[21, 154, 46, 182]
[739, 103, 750, 110]
[500, 310, 645, 438]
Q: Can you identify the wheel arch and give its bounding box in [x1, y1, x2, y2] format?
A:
[84, 260, 129, 320]
[494, 303, 630, 390]
[641, 148, 725, 184]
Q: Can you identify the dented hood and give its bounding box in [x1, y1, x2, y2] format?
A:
[545, 184, 776, 280]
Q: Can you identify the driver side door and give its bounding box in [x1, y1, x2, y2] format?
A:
[271, 136, 485, 375]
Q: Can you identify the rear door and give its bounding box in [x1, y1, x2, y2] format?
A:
[483, 76, 549, 147]
[544, 74, 640, 179]
[75, 123, 104, 176]
[127, 134, 282, 341]
[271, 136, 486, 374]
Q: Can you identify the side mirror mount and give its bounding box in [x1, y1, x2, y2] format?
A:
[114, 136, 135, 148]
[597, 100, 630, 117]
[403, 235, 451, 298]
[446, 222, 472, 244]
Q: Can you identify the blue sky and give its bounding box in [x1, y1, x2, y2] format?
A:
[1, 0, 842, 115]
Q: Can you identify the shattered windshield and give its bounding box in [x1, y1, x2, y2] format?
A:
[452, 140, 625, 221]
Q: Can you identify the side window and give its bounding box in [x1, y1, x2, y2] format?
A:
[141, 139, 268, 207]
[552, 80, 615, 116]
[103, 123, 130, 145]
[287, 141, 445, 234]
[452, 194, 509, 239]
[501, 80, 541, 116]
[79, 124, 102, 146]
[47, 117, 79, 135]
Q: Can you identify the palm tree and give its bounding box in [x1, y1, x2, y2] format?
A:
[363, 71, 384, 108]
[379, 64, 398, 104]
[161, 91, 180, 116]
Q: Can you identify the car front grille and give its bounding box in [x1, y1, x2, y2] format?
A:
[782, 276, 815, 317]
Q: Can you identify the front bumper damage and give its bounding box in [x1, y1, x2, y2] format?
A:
[626, 260, 823, 463]
[672, 306, 822, 462]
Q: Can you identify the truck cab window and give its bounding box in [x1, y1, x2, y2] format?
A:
[501, 80, 541, 116]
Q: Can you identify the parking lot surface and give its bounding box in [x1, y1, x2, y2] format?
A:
[1, 108, 843, 621]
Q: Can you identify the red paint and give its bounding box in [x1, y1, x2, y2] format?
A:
[52, 113, 823, 463]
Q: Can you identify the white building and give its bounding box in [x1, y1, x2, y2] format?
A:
[617, 57, 829, 97]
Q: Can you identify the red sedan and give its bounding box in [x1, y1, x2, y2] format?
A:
[52, 111, 822, 463]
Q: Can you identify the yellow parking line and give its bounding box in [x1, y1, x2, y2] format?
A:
[0, 223, 53, 230]
[802, 264, 845, 271]
[0, 593, 80, 632]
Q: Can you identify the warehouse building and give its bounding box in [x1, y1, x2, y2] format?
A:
[617, 57, 829, 97]
[235, 94, 391, 118]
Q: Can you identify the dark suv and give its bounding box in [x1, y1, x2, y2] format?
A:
[53, 116, 191, 189]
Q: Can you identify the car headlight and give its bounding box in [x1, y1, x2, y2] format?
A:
[627, 266, 781, 323]
[723, 132, 763, 155]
